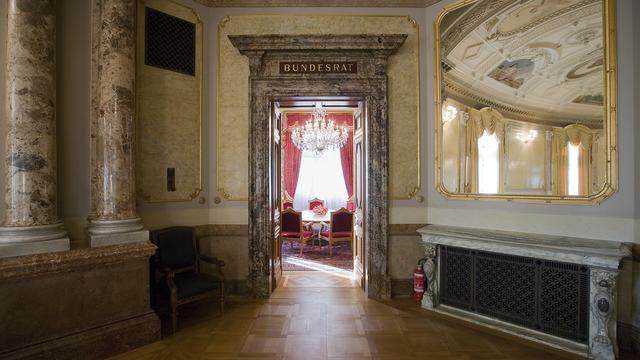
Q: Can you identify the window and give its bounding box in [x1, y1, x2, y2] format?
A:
[293, 149, 348, 209]
[568, 143, 580, 196]
[478, 130, 500, 194]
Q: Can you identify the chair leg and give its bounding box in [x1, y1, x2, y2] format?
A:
[329, 239, 332, 256]
[299, 240, 304, 256]
[220, 283, 225, 315]
[170, 304, 177, 334]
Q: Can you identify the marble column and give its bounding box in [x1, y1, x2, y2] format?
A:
[0, 0, 69, 258]
[88, 0, 147, 246]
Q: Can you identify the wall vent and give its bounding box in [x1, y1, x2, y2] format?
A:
[440, 245, 590, 344]
[145, 7, 195, 76]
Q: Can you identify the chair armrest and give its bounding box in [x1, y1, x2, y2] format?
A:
[200, 255, 225, 268]
[156, 264, 174, 274]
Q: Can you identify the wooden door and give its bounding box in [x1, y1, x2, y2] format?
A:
[353, 102, 366, 290]
[270, 102, 283, 291]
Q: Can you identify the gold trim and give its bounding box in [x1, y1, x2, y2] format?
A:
[136, 0, 204, 203]
[433, 0, 618, 204]
[216, 15, 421, 201]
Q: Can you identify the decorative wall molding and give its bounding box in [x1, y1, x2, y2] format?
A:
[217, 15, 420, 201]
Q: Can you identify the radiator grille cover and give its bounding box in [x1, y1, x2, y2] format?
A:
[440, 245, 590, 344]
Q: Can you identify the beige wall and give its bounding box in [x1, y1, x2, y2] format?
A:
[135, 1, 430, 231]
[0, 1, 7, 223]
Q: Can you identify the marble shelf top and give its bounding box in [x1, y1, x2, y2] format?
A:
[418, 224, 631, 269]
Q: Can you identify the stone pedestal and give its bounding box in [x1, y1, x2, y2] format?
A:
[0, 0, 69, 257]
[0, 242, 161, 359]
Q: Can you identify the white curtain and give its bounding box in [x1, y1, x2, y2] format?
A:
[293, 149, 349, 210]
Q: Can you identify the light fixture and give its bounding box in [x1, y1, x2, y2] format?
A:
[442, 104, 458, 124]
[291, 108, 349, 155]
[516, 129, 538, 143]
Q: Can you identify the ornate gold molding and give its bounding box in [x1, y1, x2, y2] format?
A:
[434, 0, 618, 204]
[136, 0, 203, 203]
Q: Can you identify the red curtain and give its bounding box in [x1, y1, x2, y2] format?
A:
[283, 112, 354, 200]
[284, 113, 306, 198]
[332, 113, 354, 199]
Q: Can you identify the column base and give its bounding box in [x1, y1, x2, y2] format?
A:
[88, 218, 149, 247]
[0, 222, 70, 258]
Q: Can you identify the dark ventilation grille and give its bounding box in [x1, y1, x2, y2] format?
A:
[145, 7, 195, 76]
[440, 245, 590, 344]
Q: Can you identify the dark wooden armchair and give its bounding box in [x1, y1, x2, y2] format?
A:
[150, 226, 225, 334]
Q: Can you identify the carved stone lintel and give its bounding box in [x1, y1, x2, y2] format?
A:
[421, 242, 438, 310]
[245, 51, 265, 77]
[589, 269, 618, 360]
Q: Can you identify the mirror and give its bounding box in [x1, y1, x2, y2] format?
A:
[435, 0, 617, 203]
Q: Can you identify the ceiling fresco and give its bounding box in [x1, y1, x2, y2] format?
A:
[441, 0, 604, 128]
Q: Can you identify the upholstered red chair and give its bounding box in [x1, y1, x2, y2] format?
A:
[308, 198, 325, 210]
[346, 195, 355, 212]
[320, 208, 354, 256]
[281, 208, 313, 256]
[282, 191, 294, 210]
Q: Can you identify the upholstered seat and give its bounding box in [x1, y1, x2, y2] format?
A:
[174, 272, 222, 300]
[320, 230, 351, 238]
[281, 208, 314, 255]
[319, 208, 354, 256]
[282, 230, 313, 238]
[308, 198, 325, 210]
[151, 226, 225, 334]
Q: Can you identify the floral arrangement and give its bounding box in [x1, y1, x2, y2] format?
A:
[311, 205, 328, 215]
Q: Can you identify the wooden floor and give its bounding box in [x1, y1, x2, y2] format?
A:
[110, 271, 585, 360]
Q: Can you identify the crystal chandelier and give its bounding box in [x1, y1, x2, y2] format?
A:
[291, 109, 349, 155]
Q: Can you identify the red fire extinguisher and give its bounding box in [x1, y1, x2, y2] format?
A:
[413, 258, 428, 302]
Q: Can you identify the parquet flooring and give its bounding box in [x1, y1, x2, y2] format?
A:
[110, 271, 586, 360]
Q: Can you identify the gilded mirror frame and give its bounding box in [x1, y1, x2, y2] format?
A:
[434, 0, 618, 204]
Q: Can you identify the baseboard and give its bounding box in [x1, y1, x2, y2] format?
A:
[0, 312, 161, 360]
[225, 279, 248, 296]
[390, 278, 413, 297]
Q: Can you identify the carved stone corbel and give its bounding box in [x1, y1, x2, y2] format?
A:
[589, 269, 618, 360]
[421, 242, 438, 310]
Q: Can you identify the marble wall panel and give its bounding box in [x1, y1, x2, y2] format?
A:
[217, 15, 420, 200]
[136, 0, 202, 202]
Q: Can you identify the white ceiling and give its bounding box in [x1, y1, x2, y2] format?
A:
[442, 0, 605, 128]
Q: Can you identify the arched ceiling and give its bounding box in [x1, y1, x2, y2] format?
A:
[441, 0, 604, 128]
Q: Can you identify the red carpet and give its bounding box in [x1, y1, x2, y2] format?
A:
[282, 238, 353, 271]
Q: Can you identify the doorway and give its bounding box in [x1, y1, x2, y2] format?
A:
[274, 98, 366, 284]
[229, 33, 406, 299]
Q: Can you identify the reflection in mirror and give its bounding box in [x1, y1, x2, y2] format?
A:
[436, 0, 616, 202]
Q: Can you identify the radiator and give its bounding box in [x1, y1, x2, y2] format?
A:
[440, 245, 590, 344]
